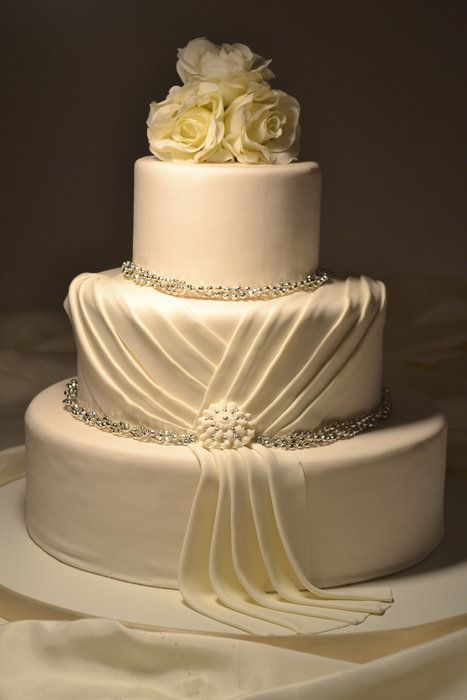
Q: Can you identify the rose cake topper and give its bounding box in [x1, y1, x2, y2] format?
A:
[147, 37, 300, 164]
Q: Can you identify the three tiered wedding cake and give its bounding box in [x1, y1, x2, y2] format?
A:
[24, 39, 447, 635]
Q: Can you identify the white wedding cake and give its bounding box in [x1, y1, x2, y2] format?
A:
[24, 39, 447, 635]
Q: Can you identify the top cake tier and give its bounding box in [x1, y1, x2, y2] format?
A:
[132, 157, 321, 288]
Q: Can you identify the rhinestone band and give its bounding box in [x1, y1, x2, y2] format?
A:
[63, 380, 391, 450]
[257, 389, 392, 449]
[63, 379, 194, 446]
[122, 261, 333, 301]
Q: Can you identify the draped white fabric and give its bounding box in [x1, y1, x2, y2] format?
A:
[0, 617, 465, 699]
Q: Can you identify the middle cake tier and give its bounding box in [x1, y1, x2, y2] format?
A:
[65, 269, 386, 433]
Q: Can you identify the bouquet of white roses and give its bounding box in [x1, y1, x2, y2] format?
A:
[147, 37, 300, 164]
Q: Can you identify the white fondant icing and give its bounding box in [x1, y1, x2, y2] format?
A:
[3, 479, 467, 635]
[26, 382, 446, 594]
[178, 444, 392, 634]
[132, 157, 321, 287]
[21, 140, 449, 632]
[64, 269, 385, 433]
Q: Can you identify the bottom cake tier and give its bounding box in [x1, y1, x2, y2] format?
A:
[25, 381, 446, 591]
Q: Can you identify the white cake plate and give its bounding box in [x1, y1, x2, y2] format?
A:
[1, 475, 466, 636]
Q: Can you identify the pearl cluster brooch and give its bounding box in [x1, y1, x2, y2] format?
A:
[195, 402, 256, 449]
[122, 261, 333, 301]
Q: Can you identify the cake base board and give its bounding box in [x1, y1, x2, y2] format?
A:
[2, 477, 466, 637]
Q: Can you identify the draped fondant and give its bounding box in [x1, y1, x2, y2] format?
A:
[180, 444, 393, 635]
[65, 269, 386, 435]
[60, 269, 394, 633]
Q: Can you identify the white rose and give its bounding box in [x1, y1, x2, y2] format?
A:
[223, 84, 300, 164]
[176, 37, 274, 105]
[147, 82, 233, 163]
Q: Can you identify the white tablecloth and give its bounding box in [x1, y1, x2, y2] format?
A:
[0, 616, 466, 699]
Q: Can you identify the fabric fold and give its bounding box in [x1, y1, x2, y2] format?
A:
[179, 444, 393, 635]
[66, 271, 387, 438]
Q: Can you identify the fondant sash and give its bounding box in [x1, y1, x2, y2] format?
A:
[67, 271, 392, 633]
[179, 444, 393, 635]
[66, 272, 386, 434]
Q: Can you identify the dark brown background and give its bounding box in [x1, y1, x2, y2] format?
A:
[1, 0, 465, 313]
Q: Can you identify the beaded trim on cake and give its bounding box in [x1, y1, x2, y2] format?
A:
[63, 379, 391, 450]
[121, 261, 333, 300]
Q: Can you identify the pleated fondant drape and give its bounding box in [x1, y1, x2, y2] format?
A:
[65, 270, 391, 633]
